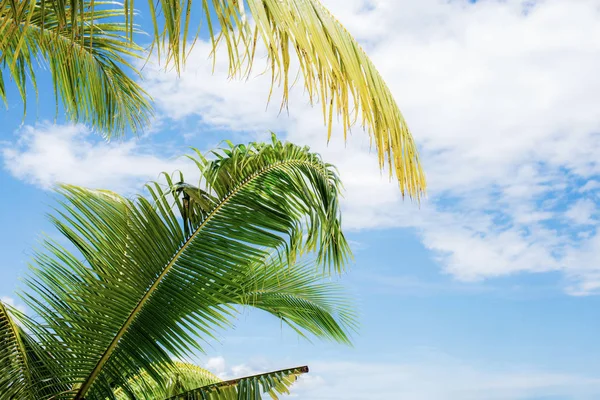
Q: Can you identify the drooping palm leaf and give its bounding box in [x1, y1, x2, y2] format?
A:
[2, 0, 426, 198]
[0, 0, 151, 134]
[165, 366, 308, 400]
[226, 252, 357, 345]
[20, 136, 353, 400]
[159, 0, 427, 198]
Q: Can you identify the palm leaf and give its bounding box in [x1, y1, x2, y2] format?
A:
[2, 0, 426, 198]
[165, 366, 308, 400]
[20, 135, 352, 400]
[0, 0, 151, 134]
[0, 301, 65, 399]
[114, 362, 221, 399]
[0, 300, 31, 399]
[229, 253, 357, 344]
[161, 0, 426, 198]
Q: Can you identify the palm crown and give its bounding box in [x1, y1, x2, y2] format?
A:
[0, 135, 356, 399]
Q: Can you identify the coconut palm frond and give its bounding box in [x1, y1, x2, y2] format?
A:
[0, 301, 32, 399]
[229, 253, 357, 345]
[2, 0, 426, 198]
[20, 135, 352, 400]
[114, 362, 305, 400]
[0, 301, 65, 399]
[165, 366, 307, 400]
[164, 0, 427, 199]
[114, 362, 221, 399]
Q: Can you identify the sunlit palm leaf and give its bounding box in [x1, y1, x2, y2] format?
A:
[161, 0, 426, 198]
[0, 0, 151, 134]
[165, 366, 307, 400]
[113, 362, 305, 400]
[114, 362, 221, 399]
[21, 135, 352, 400]
[2, 0, 426, 198]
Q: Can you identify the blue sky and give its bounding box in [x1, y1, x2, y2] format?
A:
[2, 0, 600, 398]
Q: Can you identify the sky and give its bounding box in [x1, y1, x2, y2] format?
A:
[1, 0, 600, 398]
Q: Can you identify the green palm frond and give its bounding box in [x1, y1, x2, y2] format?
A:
[229, 253, 357, 345]
[0, 0, 151, 134]
[114, 362, 305, 400]
[165, 363, 222, 398]
[114, 362, 221, 399]
[0, 301, 31, 399]
[165, 366, 307, 400]
[20, 135, 352, 399]
[0, 301, 65, 399]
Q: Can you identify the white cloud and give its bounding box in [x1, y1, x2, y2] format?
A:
[139, 41, 288, 132]
[580, 180, 600, 193]
[204, 356, 227, 377]
[1, 296, 26, 314]
[202, 356, 265, 381]
[2, 123, 194, 193]
[566, 198, 597, 225]
[139, 0, 600, 294]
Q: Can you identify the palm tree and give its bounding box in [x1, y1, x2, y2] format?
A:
[1, 0, 426, 198]
[0, 136, 357, 399]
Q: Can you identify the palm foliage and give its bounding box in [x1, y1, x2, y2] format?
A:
[0, 302, 29, 399]
[0, 0, 151, 134]
[166, 366, 308, 400]
[1, 136, 354, 399]
[114, 364, 307, 400]
[2, 0, 426, 197]
[0, 303, 64, 398]
[112, 362, 220, 399]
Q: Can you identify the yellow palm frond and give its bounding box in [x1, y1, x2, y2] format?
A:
[2, 0, 426, 198]
[161, 0, 427, 199]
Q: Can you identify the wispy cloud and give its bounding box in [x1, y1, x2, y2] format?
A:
[2, 123, 195, 193]
[566, 198, 597, 225]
